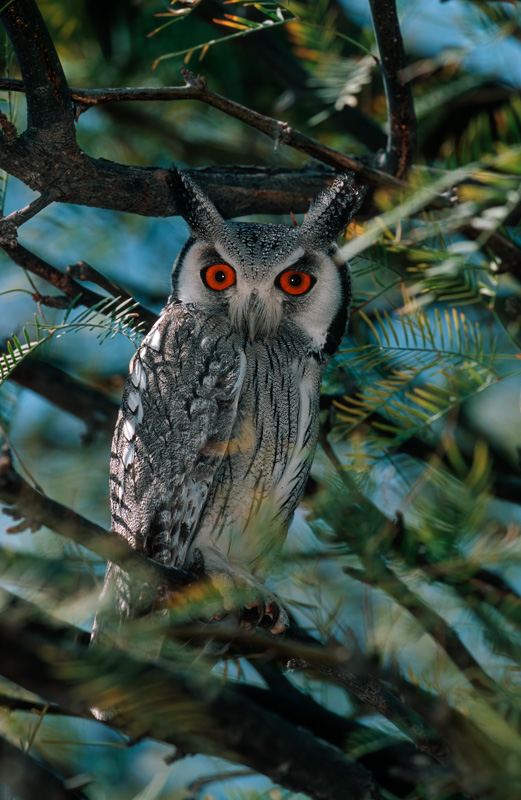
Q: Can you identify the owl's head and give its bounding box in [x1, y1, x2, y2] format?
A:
[168, 168, 366, 357]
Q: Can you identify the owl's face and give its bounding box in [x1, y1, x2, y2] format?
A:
[171, 222, 350, 353]
[169, 169, 366, 357]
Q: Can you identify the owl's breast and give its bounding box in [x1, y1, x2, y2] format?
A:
[197, 327, 323, 572]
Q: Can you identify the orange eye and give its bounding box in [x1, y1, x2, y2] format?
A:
[277, 270, 314, 296]
[202, 264, 236, 291]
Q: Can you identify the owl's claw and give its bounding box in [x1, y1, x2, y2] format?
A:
[240, 599, 288, 634]
[260, 601, 289, 635]
[241, 598, 266, 628]
[202, 566, 288, 634]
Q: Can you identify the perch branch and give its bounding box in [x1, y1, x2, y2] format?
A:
[0, 447, 192, 594]
[0, 451, 455, 764]
[0, 591, 383, 800]
[0, 675, 453, 797]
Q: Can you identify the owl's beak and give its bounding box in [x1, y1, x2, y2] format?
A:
[230, 287, 281, 340]
[246, 290, 261, 341]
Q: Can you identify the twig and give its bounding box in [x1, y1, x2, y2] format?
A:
[1, 240, 157, 326]
[66, 262, 137, 305]
[0, 188, 61, 247]
[368, 0, 416, 178]
[0, 72, 396, 190]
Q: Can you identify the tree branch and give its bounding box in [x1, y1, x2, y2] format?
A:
[1, 239, 157, 326]
[0, 0, 74, 134]
[9, 359, 119, 441]
[0, 591, 383, 800]
[368, 0, 416, 177]
[0, 447, 192, 594]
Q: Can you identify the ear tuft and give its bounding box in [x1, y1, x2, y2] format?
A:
[299, 173, 367, 249]
[168, 166, 227, 242]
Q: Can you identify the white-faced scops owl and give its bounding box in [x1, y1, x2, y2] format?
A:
[94, 168, 365, 641]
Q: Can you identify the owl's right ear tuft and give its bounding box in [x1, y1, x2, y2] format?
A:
[299, 172, 367, 250]
[168, 166, 227, 242]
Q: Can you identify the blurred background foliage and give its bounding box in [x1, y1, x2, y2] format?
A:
[2, 0, 521, 798]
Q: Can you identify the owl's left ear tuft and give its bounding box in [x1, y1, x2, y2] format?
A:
[168, 166, 227, 242]
[299, 172, 367, 250]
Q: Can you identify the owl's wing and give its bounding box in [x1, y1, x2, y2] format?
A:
[94, 301, 245, 637]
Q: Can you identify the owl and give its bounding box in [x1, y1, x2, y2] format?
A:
[93, 168, 365, 643]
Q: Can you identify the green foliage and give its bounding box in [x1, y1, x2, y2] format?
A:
[0, 295, 144, 386]
[2, 0, 521, 799]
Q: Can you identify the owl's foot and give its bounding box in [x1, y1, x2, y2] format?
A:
[194, 553, 289, 635]
[241, 598, 289, 635]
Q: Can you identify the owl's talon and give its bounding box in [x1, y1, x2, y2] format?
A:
[263, 601, 280, 628]
[259, 601, 289, 635]
[240, 599, 265, 628]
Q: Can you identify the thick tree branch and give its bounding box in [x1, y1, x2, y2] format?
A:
[0, 10, 366, 219]
[0, 592, 383, 800]
[0, 0, 382, 220]
[0, 0, 74, 134]
[0, 73, 394, 191]
[368, 0, 416, 177]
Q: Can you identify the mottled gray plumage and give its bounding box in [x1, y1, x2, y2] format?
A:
[93, 168, 365, 645]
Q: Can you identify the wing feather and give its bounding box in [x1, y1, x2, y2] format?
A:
[95, 301, 245, 635]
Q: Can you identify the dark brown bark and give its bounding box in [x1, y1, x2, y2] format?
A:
[368, 0, 416, 177]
